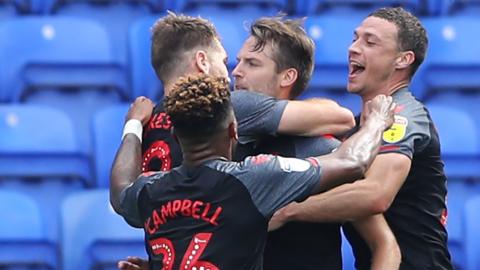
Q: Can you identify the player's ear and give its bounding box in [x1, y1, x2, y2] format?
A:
[279, 68, 298, 88]
[395, 50, 415, 70]
[228, 121, 238, 141]
[195, 50, 210, 74]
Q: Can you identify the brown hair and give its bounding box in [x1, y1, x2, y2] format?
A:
[250, 16, 315, 98]
[164, 74, 232, 138]
[369, 7, 428, 77]
[151, 12, 220, 83]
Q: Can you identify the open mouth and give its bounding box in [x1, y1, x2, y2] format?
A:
[349, 61, 365, 76]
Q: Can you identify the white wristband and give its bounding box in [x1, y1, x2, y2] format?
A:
[122, 119, 143, 142]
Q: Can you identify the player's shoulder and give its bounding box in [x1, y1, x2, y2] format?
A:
[392, 88, 428, 122]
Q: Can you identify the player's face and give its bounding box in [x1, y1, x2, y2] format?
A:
[348, 16, 401, 96]
[232, 36, 282, 98]
[208, 39, 230, 83]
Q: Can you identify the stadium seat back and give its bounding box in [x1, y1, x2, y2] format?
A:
[421, 18, 480, 98]
[92, 104, 129, 188]
[0, 190, 57, 269]
[0, 104, 92, 185]
[129, 16, 162, 99]
[341, 228, 355, 270]
[296, 0, 423, 15]
[0, 16, 128, 102]
[427, 104, 480, 179]
[169, 0, 288, 13]
[62, 189, 146, 270]
[305, 15, 362, 91]
[465, 195, 480, 270]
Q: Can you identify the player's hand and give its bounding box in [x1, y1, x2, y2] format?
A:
[127, 96, 154, 125]
[268, 202, 297, 231]
[117, 256, 149, 270]
[364, 95, 395, 130]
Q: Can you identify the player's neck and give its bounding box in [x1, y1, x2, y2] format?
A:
[360, 79, 409, 104]
[179, 134, 232, 167]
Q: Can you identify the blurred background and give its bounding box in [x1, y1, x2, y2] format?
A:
[0, 0, 479, 269]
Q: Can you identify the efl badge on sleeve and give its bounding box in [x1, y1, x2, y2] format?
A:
[382, 115, 408, 143]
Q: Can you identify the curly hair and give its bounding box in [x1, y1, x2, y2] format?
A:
[369, 7, 428, 77]
[250, 16, 315, 98]
[151, 12, 220, 83]
[164, 74, 232, 138]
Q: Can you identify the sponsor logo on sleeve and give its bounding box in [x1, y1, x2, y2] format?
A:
[382, 115, 408, 143]
[277, 156, 311, 172]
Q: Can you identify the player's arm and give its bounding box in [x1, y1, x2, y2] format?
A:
[231, 90, 354, 139]
[307, 95, 395, 194]
[279, 98, 355, 137]
[352, 215, 401, 270]
[276, 153, 411, 223]
[110, 97, 154, 214]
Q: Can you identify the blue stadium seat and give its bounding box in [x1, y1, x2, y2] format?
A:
[168, 0, 288, 13]
[341, 228, 355, 270]
[304, 15, 362, 93]
[0, 104, 92, 243]
[429, 0, 480, 16]
[427, 104, 480, 179]
[420, 17, 480, 100]
[0, 104, 91, 185]
[41, 0, 159, 14]
[129, 16, 163, 100]
[295, 0, 423, 16]
[0, 16, 130, 152]
[0, 190, 57, 269]
[427, 92, 480, 141]
[0, 0, 32, 16]
[92, 104, 129, 188]
[42, 1, 156, 67]
[465, 195, 480, 270]
[0, 16, 128, 102]
[445, 181, 480, 270]
[62, 189, 146, 270]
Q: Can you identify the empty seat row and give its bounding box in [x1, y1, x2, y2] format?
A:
[2, 0, 480, 16]
[2, 99, 479, 189]
[2, 185, 480, 270]
[3, 15, 480, 102]
[0, 188, 145, 270]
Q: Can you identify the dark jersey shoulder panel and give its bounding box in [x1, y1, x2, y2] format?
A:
[141, 90, 287, 172]
[119, 156, 321, 269]
[344, 87, 452, 270]
[120, 155, 321, 225]
[256, 135, 343, 270]
[377, 88, 431, 158]
[231, 90, 288, 143]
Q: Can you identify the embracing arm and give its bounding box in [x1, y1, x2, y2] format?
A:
[278, 98, 355, 137]
[110, 134, 142, 214]
[309, 95, 394, 193]
[284, 153, 411, 222]
[353, 215, 401, 270]
[110, 97, 153, 214]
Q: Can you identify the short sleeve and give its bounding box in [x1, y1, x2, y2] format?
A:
[228, 155, 321, 218]
[231, 90, 288, 143]
[379, 106, 431, 159]
[119, 174, 154, 228]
